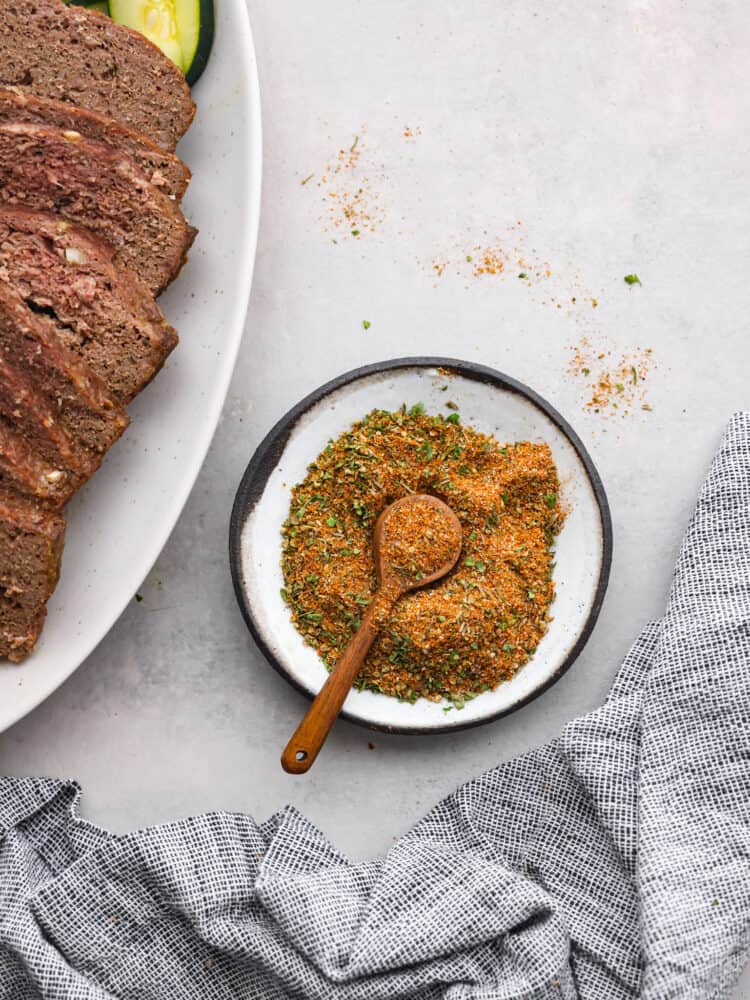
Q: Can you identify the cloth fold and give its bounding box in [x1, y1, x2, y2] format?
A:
[2, 414, 750, 999]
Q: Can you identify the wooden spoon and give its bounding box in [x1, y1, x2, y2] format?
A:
[281, 494, 463, 774]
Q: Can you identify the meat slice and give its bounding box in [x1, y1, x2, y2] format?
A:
[0, 122, 196, 295]
[0, 353, 101, 480]
[0, 209, 178, 403]
[0, 487, 65, 662]
[0, 0, 195, 150]
[0, 418, 83, 508]
[0, 90, 191, 201]
[0, 281, 129, 464]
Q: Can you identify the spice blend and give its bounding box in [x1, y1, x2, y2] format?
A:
[281, 406, 563, 707]
[378, 496, 461, 586]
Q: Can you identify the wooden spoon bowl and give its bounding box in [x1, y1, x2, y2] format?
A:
[281, 494, 462, 774]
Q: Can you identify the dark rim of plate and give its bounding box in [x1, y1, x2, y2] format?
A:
[229, 357, 613, 735]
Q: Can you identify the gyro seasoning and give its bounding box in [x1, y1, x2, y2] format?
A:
[281, 405, 563, 707]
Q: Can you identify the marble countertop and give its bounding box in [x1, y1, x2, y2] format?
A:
[1, 0, 748, 992]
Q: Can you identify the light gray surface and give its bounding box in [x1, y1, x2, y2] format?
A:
[1, 1, 748, 991]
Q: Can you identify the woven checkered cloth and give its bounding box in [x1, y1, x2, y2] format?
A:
[2, 414, 750, 1000]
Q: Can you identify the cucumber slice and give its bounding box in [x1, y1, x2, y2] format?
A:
[181, 0, 214, 86]
[108, 0, 214, 84]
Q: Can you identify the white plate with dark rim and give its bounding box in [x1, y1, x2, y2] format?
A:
[230, 358, 612, 735]
[0, 3, 262, 734]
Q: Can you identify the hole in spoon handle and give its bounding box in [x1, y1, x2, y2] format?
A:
[281, 742, 313, 774]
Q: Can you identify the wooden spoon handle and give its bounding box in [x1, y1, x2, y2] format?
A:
[281, 598, 385, 773]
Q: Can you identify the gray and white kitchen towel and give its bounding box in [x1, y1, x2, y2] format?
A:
[2, 414, 750, 999]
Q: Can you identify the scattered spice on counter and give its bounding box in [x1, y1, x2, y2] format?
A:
[624, 274, 641, 286]
[472, 248, 506, 276]
[402, 125, 422, 140]
[301, 128, 385, 238]
[362, 320, 371, 330]
[568, 338, 655, 415]
[281, 407, 563, 706]
[425, 223, 602, 311]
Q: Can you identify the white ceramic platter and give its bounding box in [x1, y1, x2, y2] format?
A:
[231, 359, 612, 734]
[0, 3, 262, 733]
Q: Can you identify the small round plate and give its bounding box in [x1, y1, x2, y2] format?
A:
[229, 358, 612, 734]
